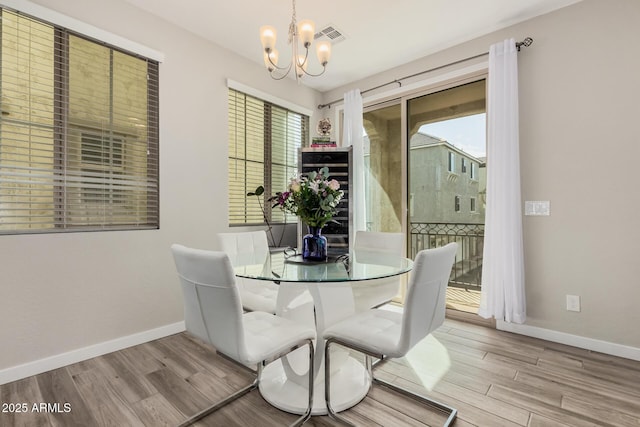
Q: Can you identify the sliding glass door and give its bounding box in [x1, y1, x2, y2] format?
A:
[357, 78, 487, 313]
[407, 79, 486, 314]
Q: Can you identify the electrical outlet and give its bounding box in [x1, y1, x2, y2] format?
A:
[566, 295, 580, 312]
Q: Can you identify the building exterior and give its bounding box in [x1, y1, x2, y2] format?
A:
[409, 132, 485, 225]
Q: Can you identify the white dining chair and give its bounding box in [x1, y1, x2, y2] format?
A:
[351, 231, 404, 312]
[323, 243, 458, 426]
[218, 230, 279, 313]
[171, 244, 316, 427]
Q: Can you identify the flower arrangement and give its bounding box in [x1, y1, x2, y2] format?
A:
[272, 167, 344, 228]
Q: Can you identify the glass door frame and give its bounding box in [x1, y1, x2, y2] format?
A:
[331, 65, 488, 255]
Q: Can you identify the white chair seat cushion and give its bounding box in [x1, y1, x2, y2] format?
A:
[323, 309, 404, 358]
[241, 311, 316, 365]
[238, 278, 279, 314]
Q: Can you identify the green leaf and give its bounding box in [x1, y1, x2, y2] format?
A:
[254, 186, 265, 196]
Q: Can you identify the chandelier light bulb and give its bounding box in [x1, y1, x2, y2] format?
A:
[297, 20, 315, 47]
[260, 26, 277, 52]
[316, 41, 331, 66]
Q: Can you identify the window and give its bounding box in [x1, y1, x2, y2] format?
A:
[461, 158, 467, 173]
[0, 9, 159, 234]
[470, 197, 476, 212]
[470, 162, 477, 180]
[454, 195, 461, 212]
[448, 151, 455, 172]
[228, 89, 308, 225]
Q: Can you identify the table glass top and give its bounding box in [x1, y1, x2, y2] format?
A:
[233, 249, 413, 283]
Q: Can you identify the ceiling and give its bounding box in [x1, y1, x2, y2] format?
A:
[123, 0, 581, 92]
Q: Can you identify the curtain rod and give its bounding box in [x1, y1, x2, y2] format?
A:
[317, 37, 533, 110]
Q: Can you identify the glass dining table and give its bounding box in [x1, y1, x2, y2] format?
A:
[234, 249, 413, 416]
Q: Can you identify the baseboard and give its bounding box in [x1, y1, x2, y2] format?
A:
[496, 320, 640, 362]
[0, 321, 186, 385]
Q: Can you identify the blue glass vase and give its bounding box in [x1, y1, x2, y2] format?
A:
[302, 226, 328, 262]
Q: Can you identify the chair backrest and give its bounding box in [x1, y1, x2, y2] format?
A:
[399, 242, 457, 354]
[217, 230, 270, 266]
[171, 244, 247, 361]
[354, 231, 403, 255]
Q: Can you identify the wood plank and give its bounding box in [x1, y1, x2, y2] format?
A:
[487, 384, 614, 427]
[36, 367, 98, 427]
[561, 395, 640, 427]
[130, 393, 184, 427]
[536, 359, 640, 397]
[432, 330, 539, 364]
[70, 368, 144, 426]
[145, 367, 212, 419]
[515, 370, 640, 418]
[117, 341, 167, 376]
[528, 413, 573, 427]
[96, 351, 157, 404]
[446, 325, 546, 355]
[432, 380, 529, 425]
[142, 339, 206, 379]
[0, 376, 50, 427]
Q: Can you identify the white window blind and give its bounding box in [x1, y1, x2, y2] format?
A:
[228, 89, 307, 225]
[0, 8, 159, 234]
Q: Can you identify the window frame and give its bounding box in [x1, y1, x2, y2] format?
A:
[227, 88, 309, 227]
[0, 7, 160, 235]
[448, 151, 455, 173]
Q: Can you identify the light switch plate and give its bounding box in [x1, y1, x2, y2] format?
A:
[566, 295, 580, 312]
[525, 201, 550, 216]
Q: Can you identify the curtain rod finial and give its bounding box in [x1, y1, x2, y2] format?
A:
[516, 37, 533, 51]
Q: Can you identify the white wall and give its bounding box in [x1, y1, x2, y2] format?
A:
[323, 0, 640, 351]
[0, 0, 322, 380]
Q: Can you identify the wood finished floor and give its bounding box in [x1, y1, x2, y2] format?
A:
[2, 318, 640, 427]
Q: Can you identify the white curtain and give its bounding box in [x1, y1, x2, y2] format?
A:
[478, 38, 526, 324]
[342, 89, 366, 239]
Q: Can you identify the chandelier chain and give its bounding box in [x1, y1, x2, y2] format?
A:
[288, 0, 297, 45]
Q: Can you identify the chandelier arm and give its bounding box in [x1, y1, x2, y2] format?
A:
[297, 46, 310, 67]
[269, 62, 295, 80]
[266, 52, 293, 71]
[298, 65, 327, 78]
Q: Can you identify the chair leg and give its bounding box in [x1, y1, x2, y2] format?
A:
[179, 340, 315, 427]
[325, 339, 457, 427]
[176, 377, 259, 427]
[324, 338, 356, 426]
[372, 377, 457, 427]
[289, 339, 315, 427]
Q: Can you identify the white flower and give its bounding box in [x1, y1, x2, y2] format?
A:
[328, 179, 340, 191]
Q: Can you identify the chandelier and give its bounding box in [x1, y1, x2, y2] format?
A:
[259, 0, 331, 81]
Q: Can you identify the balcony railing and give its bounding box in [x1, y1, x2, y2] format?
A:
[410, 222, 484, 291]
